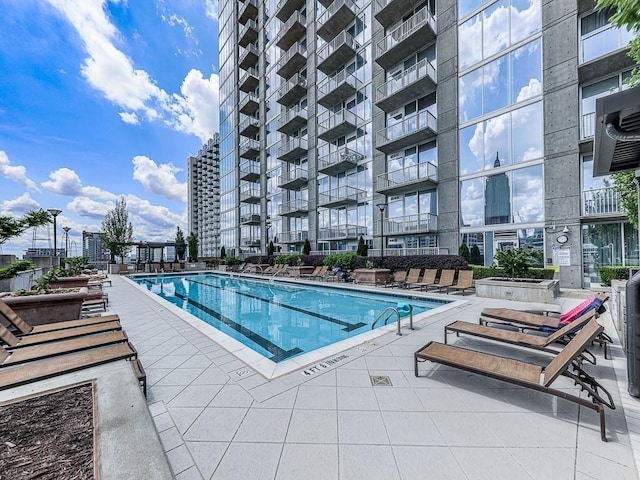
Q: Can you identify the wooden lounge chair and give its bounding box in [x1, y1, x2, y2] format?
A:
[300, 266, 322, 278]
[415, 318, 616, 441]
[0, 342, 146, 396]
[387, 270, 407, 288]
[446, 270, 474, 295]
[445, 310, 598, 363]
[0, 299, 121, 337]
[412, 269, 437, 290]
[312, 265, 329, 280]
[403, 268, 422, 289]
[432, 269, 456, 292]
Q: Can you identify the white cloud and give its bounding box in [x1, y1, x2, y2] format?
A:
[0, 151, 41, 192]
[516, 78, 542, 103]
[204, 0, 218, 23]
[67, 196, 115, 218]
[162, 13, 195, 42]
[41, 167, 83, 195]
[125, 194, 185, 230]
[1, 193, 41, 216]
[45, 0, 217, 141]
[119, 111, 140, 124]
[132, 156, 187, 202]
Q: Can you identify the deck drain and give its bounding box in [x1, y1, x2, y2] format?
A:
[370, 375, 392, 386]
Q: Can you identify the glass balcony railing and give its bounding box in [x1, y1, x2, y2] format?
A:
[318, 224, 367, 240]
[581, 112, 596, 139]
[582, 187, 622, 216]
[374, 213, 438, 235]
[376, 6, 436, 60]
[581, 24, 634, 63]
[377, 162, 438, 192]
[376, 110, 437, 148]
[376, 58, 436, 104]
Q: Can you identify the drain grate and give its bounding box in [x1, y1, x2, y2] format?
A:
[370, 375, 392, 386]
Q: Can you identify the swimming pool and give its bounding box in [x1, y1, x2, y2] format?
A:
[133, 272, 450, 364]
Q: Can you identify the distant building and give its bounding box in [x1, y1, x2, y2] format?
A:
[188, 134, 221, 258]
[82, 231, 108, 265]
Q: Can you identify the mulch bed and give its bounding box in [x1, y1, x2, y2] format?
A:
[0, 383, 94, 480]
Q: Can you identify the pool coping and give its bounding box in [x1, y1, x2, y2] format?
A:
[125, 271, 467, 379]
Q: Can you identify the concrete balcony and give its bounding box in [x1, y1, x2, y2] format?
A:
[239, 68, 259, 93]
[375, 7, 437, 70]
[239, 213, 261, 225]
[279, 199, 309, 216]
[239, 44, 259, 70]
[317, 71, 361, 109]
[276, 74, 307, 107]
[317, 147, 364, 175]
[318, 186, 366, 208]
[276, 44, 307, 79]
[239, 115, 260, 138]
[318, 224, 367, 240]
[239, 19, 258, 48]
[318, 108, 362, 141]
[582, 187, 623, 217]
[276, 13, 306, 51]
[239, 91, 259, 115]
[280, 230, 309, 243]
[373, 213, 437, 235]
[278, 138, 308, 162]
[239, 139, 260, 159]
[239, 160, 261, 182]
[278, 166, 309, 189]
[376, 110, 437, 154]
[317, 31, 359, 75]
[375, 58, 437, 112]
[239, 0, 258, 25]
[277, 106, 308, 134]
[276, 0, 305, 22]
[317, 0, 357, 42]
[374, 0, 425, 28]
[376, 161, 438, 195]
[240, 185, 261, 204]
[241, 238, 261, 247]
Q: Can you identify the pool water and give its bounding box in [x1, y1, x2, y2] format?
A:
[134, 273, 449, 363]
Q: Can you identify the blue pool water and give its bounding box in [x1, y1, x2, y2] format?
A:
[134, 273, 449, 362]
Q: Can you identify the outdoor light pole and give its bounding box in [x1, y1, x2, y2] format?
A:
[376, 203, 388, 262]
[63, 227, 71, 258]
[47, 208, 62, 268]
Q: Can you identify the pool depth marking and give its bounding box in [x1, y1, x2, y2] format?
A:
[186, 278, 367, 332]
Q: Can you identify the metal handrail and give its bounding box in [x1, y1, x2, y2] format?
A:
[371, 305, 413, 335]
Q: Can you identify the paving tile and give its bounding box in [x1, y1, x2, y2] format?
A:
[174, 466, 204, 480]
[304, 369, 337, 386]
[337, 387, 379, 410]
[168, 406, 206, 434]
[234, 408, 292, 443]
[159, 426, 183, 451]
[276, 443, 338, 480]
[478, 412, 578, 448]
[382, 411, 445, 445]
[252, 389, 297, 409]
[286, 409, 337, 443]
[576, 444, 638, 480]
[169, 384, 224, 408]
[336, 369, 372, 387]
[338, 444, 400, 480]
[153, 411, 175, 433]
[374, 387, 424, 411]
[185, 442, 228, 480]
[145, 368, 175, 386]
[191, 366, 231, 385]
[294, 385, 336, 410]
[209, 384, 254, 407]
[178, 354, 214, 369]
[508, 447, 575, 479]
[338, 410, 389, 444]
[393, 445, 467, 479]
[148, 385, 186, 405]
[184, 407, 248, 442]
[148, 355, 194, 370]
[212, 442, 282, 480]
[365, 355, 402, 371]
[148, 401, 168, 417]
[155, 368, 207, 387]
[166, 444, 195, 476]
[428, 412, 503, 447]
[451, 447, 534, 480]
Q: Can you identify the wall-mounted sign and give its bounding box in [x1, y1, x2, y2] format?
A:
[552, 246, 571, 266]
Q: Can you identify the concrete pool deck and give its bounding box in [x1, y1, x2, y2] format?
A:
[110, 273, 638, 479]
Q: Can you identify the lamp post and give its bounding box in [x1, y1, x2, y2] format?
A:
[376, 203, 388, 262]
[63, 227, 71, 258]
[47, 209, 62, 268]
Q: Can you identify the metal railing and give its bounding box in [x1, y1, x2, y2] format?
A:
[277, 74, 306, 100]
[279, 199, 309, 215]
[376, 58, 436, 102]
[583, 187, 622, 216]
[377, 162, 438, 190]
[581, 112, 595, 139]
[318, 108, 363, 134]
[280, 230, 309, 242]
[277, 44, 307, 68]
[318, 147, 364, 171]
[279, 166, 309, 185]
[318, 0, 358, 26]
[368, 247, 448, 256]
[374, 213, 438, 235]
[318, 186, 366, 205]
[278, 138, 308, 158]
[376, 6, 436, 57]
[376, 110, 437, 145]
[317, 224, 367, 239]
[317, 31, 359, 63]
[318, 70, 362, 98]
[239, 160, 260, 177]
[580, 24, 634, 63]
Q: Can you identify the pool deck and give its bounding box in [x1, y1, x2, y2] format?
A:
[107, 275, 640, 478]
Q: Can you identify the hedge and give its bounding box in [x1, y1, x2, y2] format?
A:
[598, 266, 639, 286]
[0, 260, 35, 280]
[470, 265, 555, 280]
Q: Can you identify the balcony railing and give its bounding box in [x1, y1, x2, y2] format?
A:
[239, 43, 259, 70]
[276, 0, 305, 22]
[317, 31, 359, 74]
[318, 108, 362, 141]
[317, 224, 367, 240]
[276, 12, 306, 51]
[318, 186, 366, 207]
[276, 74, 307, 106]
[581, 112, 595, 139]
[280, 230, 309, 243]
[278, 166, 309, 189]
[239, 160, 261, 182]
[317, 0, 358, 42]
[240, 213, 261, 225]
[278, 137, 308, 162]
[377, 162, 438, 193]
[582, 187, 622, 216]
[239, 91, 259, 115]
[277, 106, 308, 133]
[375, 58, 436, 111]
[317, 70, 362, 108]
[239, 67, 259, 92]
[376, 110, 437, 153]
[240, 186, 261, 203]
[374, 213, 438, 235]
[368, 247, 448, 257]
[239, 19, 258, 47]
[239, 115, 260, 137]
[241, 238, 261, 247]
[317, 147, 364, 175]
[239, 139, 260, 159]
[580, 24, 634, 64]
[276, 44, 307, 79]
[279, 199, 309, 215]
[239, 0, 258, 24]
[373, 0, 429, 27]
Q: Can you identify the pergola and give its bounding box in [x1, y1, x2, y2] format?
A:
[134, 241, 185, 270]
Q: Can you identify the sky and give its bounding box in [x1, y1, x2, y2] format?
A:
[0, 0, 219, 257]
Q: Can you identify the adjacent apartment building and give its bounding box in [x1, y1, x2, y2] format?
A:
[188, 134, 221, 259]
[211, 0, 638, 288]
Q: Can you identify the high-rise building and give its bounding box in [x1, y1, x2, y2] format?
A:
[82, 231, 108, 265]
[188, 134, 221, 258]
[211, 0, 637, 288]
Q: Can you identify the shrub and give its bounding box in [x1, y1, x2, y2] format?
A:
[267, 241, 274, 256]
[356, 236, 368, 256]
[323, 252, 357, 270]
[493, 247, 541, 279]
[220, 246, 226, 259]
[598, 266, 638, 286]
[458, 244, 471, 263]
[302, 239, 311, 255]
[274, 254, 298, 265]
[60, 256, 89, 276]
[470, 265, 555, 280]
[0, 260, 35, 280]
[222, 256, 242, 265]
[470, 244, 482, 265]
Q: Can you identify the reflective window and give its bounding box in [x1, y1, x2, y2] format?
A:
[580, 10, 634, 63]
[512, 164, 543, 223]
[460, 123, 483, 174]
[483, 56, 509, 113]
[460, 178, 485, 226]
[483, 111, 511, 167]
[459, 13, 482, 70]
[511, 102, 543, 163]
[510, 0, 541, 44]
[482, 0, 510, 59]
[459, 68, 483, 122]
[511, 39, 542, 103]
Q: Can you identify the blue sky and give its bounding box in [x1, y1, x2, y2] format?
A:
[0, 0, 219, 257]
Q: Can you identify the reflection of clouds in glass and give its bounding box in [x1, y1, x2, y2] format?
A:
[510, 0, 541, 44]
[459, 14, 482, 70]
[516, 78, 542, 102]
[483, 0, 510, 58]
[512, 102, 543, 162]
[512, 165, 543, 222]
[461, 179, 485, 226]
[459, 68, 483, 122]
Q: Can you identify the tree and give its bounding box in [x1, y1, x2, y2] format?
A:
[267, 240, 274, 256]
[612, 171, 638, 228]
[458, 243, 471, 263]
[470, 244, 483, 265]
[356, 236, 368, 256]
[302, 238, 311, 255]
[101, 197, 134, 264]
[0, 210, 51, 246]
[187, 232, 198, 261]
[596, 0, 640, 86]
[175, 226, 186, 260]
[220, 245, 226, 259]
[493, 246, 541, 279]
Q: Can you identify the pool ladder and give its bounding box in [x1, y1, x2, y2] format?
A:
[371, 306, 414, 336]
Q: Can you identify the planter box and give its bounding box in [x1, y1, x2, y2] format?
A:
[475, 277, 560, 303]
[353, 269, 391, 285]
[286, 266, 315, 278]
[49, 276, 90, 289]
[3, 287, 89, 326]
